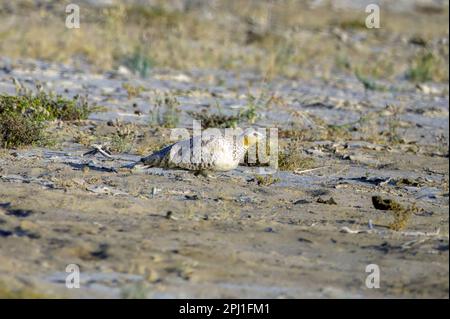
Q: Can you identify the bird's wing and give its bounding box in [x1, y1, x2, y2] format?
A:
[140, 143, 175, 167]
[138, 135, 231, 171]
[167, 135, 211, 170]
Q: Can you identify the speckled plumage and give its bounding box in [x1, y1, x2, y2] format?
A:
[135, 129, 262, 172]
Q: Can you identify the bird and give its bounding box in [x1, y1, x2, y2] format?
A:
[125, 128, 264, 173]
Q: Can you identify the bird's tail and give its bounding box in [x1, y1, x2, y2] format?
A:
[121, 143, 172, 170]
[120, 161, 140, 169]
[121, 153, 163, 169]
[139, 153, 164, 167]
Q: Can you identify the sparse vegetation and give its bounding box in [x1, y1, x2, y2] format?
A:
[384, 105, 404, 145]
[0, 83, 93, 148]
[1, 90, 91, 122]
[0, 281, 52, 298]
[188, 92, 270, 129]
[150, 92, 181, 128]
[73, 130, 94, 147]
[110, 130, 134, 153]
[0, 0, 447, 300]
[276, 105, 412, 149]
[1, 2, 446, 81]
[120, 282, 151, 299]
[188, 109, 239, 129]
[107, 122, 138, 153]
[239, 92, 265, 124]
[312, 105, 406, 146]
[337, 19, 367, 30]
[0, 112, 43, 148]
[254, 175, 280, 186]
[122, 83, 144, 99]
[406, 51, 442, 83]
[278, 142, 316, 171]
[355, 71, 387, 91]
[123, 46, 153, 78]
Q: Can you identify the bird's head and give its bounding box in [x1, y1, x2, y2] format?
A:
[241, 128, 264, 149]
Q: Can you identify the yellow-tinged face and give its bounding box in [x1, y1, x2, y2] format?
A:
[243, 129, 264, 149]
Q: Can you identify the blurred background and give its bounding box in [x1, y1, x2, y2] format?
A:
[0, 0, 448, 82]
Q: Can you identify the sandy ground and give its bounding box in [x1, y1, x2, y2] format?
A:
[0, 0, 449, 300]
[0, 56, 448, 298]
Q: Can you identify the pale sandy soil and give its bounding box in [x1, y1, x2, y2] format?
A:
[0, 0, 448, 299]
[0, 58, 448, 298]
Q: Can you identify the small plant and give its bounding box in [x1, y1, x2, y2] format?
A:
[406, 51, 439, 83]
[189, 92, 271, 129]
[334, 54, 351, 71]
[322, 124, 353, 142]
[125, 5, 183, 28]
[120, 281, 151, 299]
[110, 123, 137, 153]
[188, 99, 239, 129]
[150, 92, 180, 128]
[254, 175, 280, 186]
[319, 109, 382, 143]
[188, 110, 239, 129]
[122, 83, 144, 99]
[278, 143, 315, 171]
[239, 102, 259, 124]
[0, 112, 43, 148]
[0, 281, 51, 299]
[52, 94, 92, 121]
[239, 91, 273, 124]
[110, 133, 133, 153]
[355, 70, 386, 91]
[0, 92, 91, 122]
[0, 81, 93, 148]
[338, 19, 367, 30]
[384, 105, 403, 144]
[74, 131, 94, 147]
[124, 46, 153, 78]
[279, 128, 308, 140]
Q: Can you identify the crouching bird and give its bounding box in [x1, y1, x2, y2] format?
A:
[123, 128, 264, 174]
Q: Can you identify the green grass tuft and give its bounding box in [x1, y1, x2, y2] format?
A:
[406, 51, 440, 83]
[355, 70, 386, 91]
[123, 46, 153, 78]
[0, 82, 93, 148]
